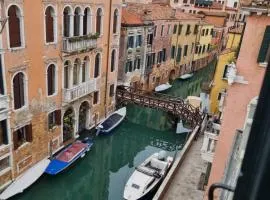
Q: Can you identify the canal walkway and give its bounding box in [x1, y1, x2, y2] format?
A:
[159, 133, 207, 200]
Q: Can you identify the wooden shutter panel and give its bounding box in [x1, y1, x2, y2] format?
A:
[13, 131, 19, 150]
[257, 26, 270, 63]
[13, 74, 21, 109]
[46, 10, 54, 43]
[18, 73, 25, 107]
[55, 110, 62, 125]
[26, 124, 33, 142]
[8, 6, 21, 48]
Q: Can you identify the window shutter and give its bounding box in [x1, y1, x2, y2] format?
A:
[257, 26, 270, 63]
[19, 73, 25, 107]
[8, 6, 21, 48]
[26, 124, 33, 142]
[45, 9, 54, 43]
[55, 110, 62, 125]
[13, 131, 19, 150]
[47, 66, 53, 95]
[176, 46, 182, 63]
[13, 74, 21, 109]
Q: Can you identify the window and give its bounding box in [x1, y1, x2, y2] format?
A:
[190, 0, 195, 4]
[162, 48, 166, 62]
[171, 46, 176, 59]
[195, 45, 199, 54]
[194, 25, 199, 34]
[64, 61, 70, 89]
[210, 28, 214, 36]
[202, 29, 205, 36]
[113, 9, 119, 34]
[13, 125, 32, 150]
[111, 50, 116, 72]
[47, 64, 56, 96]
[94, 54, 101, 78]
[45, 6, 55, 43]
[74, 7, 81, 36]
[157, 51, 162, 64]
[127, 36, 134, 49]
[125, 60, 133, 73]
[223, 65, 229, 79]
[109, 84, 114, 97]
[8, 5, 22, 48]
[153, 26, 157, 37]
[0, 56, 4, 95]
[146, 54, 151, 68]
[217, 92, 222, 100]
[176, 46, 182, 63]
[183, 0, 188, 3]
[96, 8, 102, 35]
[147, 33, 153, 45]
[63, 7, 71, 37]
[136, 35, 142, 47]
[93, 91, 99, 104]
[189, 10, 192, 13]
[135, 57, 141, 69]
[151, 53, 156, 65]
[202, 45, 205, 53]
[161, 25, 164, 36]
[233, 2, 238, 8]
[0, 156, 10, 171]
[73, 59, 80, 85]
[173, 24, 177, 34]
[83, 8, 91, 35]
[82, 58, 89, 83]
[167, 25, 171, 35]
[178, 25, 182, 35]
[186, 25, 191, 35]
[48, 110, 61, 129]
[207, 44, 211, 52]
[205, 29, 209, 36]
[0, 120, 8, 145]
[183, 45, 188, 57]
[13, 72, 25, 110]
[199, 46, 202, 54]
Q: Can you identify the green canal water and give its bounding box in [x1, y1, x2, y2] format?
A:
[11, 60, 216, 200]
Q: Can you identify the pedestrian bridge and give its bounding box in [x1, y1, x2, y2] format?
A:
[116, 86, 205, 128]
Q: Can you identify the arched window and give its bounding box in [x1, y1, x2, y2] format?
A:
[47, 64, 56, 95]
[45, 6, 55, 43]
[96, 8, 102, 35]
[82, 57, 90, 82]
[111, 50, 116, 72]
[73, 59, 80, 85]
[63, 7, 72, 37]
[113, 9, 118, 34]
[64, 61, 70, 89]
[8, 5, 22, 48]
[74, 7, 81, 36]
[13, 72, 25, 109]
[94, 54, 100, 78]
[83, 8, 91, 35]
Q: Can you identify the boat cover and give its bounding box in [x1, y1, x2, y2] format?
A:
[101, 113, 122, 130]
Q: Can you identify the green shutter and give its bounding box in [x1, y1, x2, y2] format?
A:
[257, 26, 270, 63]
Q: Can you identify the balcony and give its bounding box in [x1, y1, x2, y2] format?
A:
[62, 35, 98, 54]
[0, 95, 8, 120]
[63, 79, 97, 103]
[201, 121, 220, 163]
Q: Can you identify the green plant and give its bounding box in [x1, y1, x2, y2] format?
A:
[69, 33, 100, 42]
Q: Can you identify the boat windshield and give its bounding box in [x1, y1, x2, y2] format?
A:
[131, 183, 140, 189]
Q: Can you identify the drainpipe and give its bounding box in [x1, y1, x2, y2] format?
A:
[104, 0, 113, 118]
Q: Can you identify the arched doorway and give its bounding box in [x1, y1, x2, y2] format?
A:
[63, 108, 74, 142]
[78, 101, 90, 133]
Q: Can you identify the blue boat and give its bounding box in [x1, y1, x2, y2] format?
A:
[96, 107, 126, 135]
[45, 138, 93, 175]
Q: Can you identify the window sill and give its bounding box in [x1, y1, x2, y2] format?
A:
[17, 142, 30, 151]
[9, 46, 25, 51]
[0, 167, 11, 177]
[13, 105, 29, 113]
[47, 93, 58, 98]
[45, 42, 57, 46]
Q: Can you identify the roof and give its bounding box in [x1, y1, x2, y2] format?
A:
[198, 11, 228, 17]
[195, 2, 237, 11]
[121, 8, 144, 26]
[175, 9, 201, 20]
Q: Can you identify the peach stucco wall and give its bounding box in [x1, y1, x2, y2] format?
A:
[206, 15, 269, 198]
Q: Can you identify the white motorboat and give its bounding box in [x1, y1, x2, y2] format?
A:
[179, 73, 194, 80]
[0, 159, 50, 200]
[123, 151, 173, 200]
[154, 83, 172, 92]
[96, 107, 126, 135]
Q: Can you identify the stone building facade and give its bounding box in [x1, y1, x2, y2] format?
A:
[0, 0, 121, 187]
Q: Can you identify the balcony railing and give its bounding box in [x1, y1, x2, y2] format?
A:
[62, 35, 98, 53]
[0, 95, 8, 111]
[63, 79, 97, 103]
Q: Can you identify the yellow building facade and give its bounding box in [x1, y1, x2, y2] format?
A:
[210, 28, 242, 115]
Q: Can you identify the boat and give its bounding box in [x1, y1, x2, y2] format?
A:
[0, 159, 50, 200]
[96, 107, 126, 135]
[179, 73, 194, 80]
[123, 151, 173, 200]
[154, 83, 172, 92]
[45, 138, 93, 175]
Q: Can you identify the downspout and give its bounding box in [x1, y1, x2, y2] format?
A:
[104, 0, 113, 118]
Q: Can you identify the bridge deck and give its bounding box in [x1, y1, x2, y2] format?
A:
[116, 87, 204, 128]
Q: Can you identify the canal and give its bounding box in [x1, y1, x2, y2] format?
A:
[11, 60, 216, 200]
